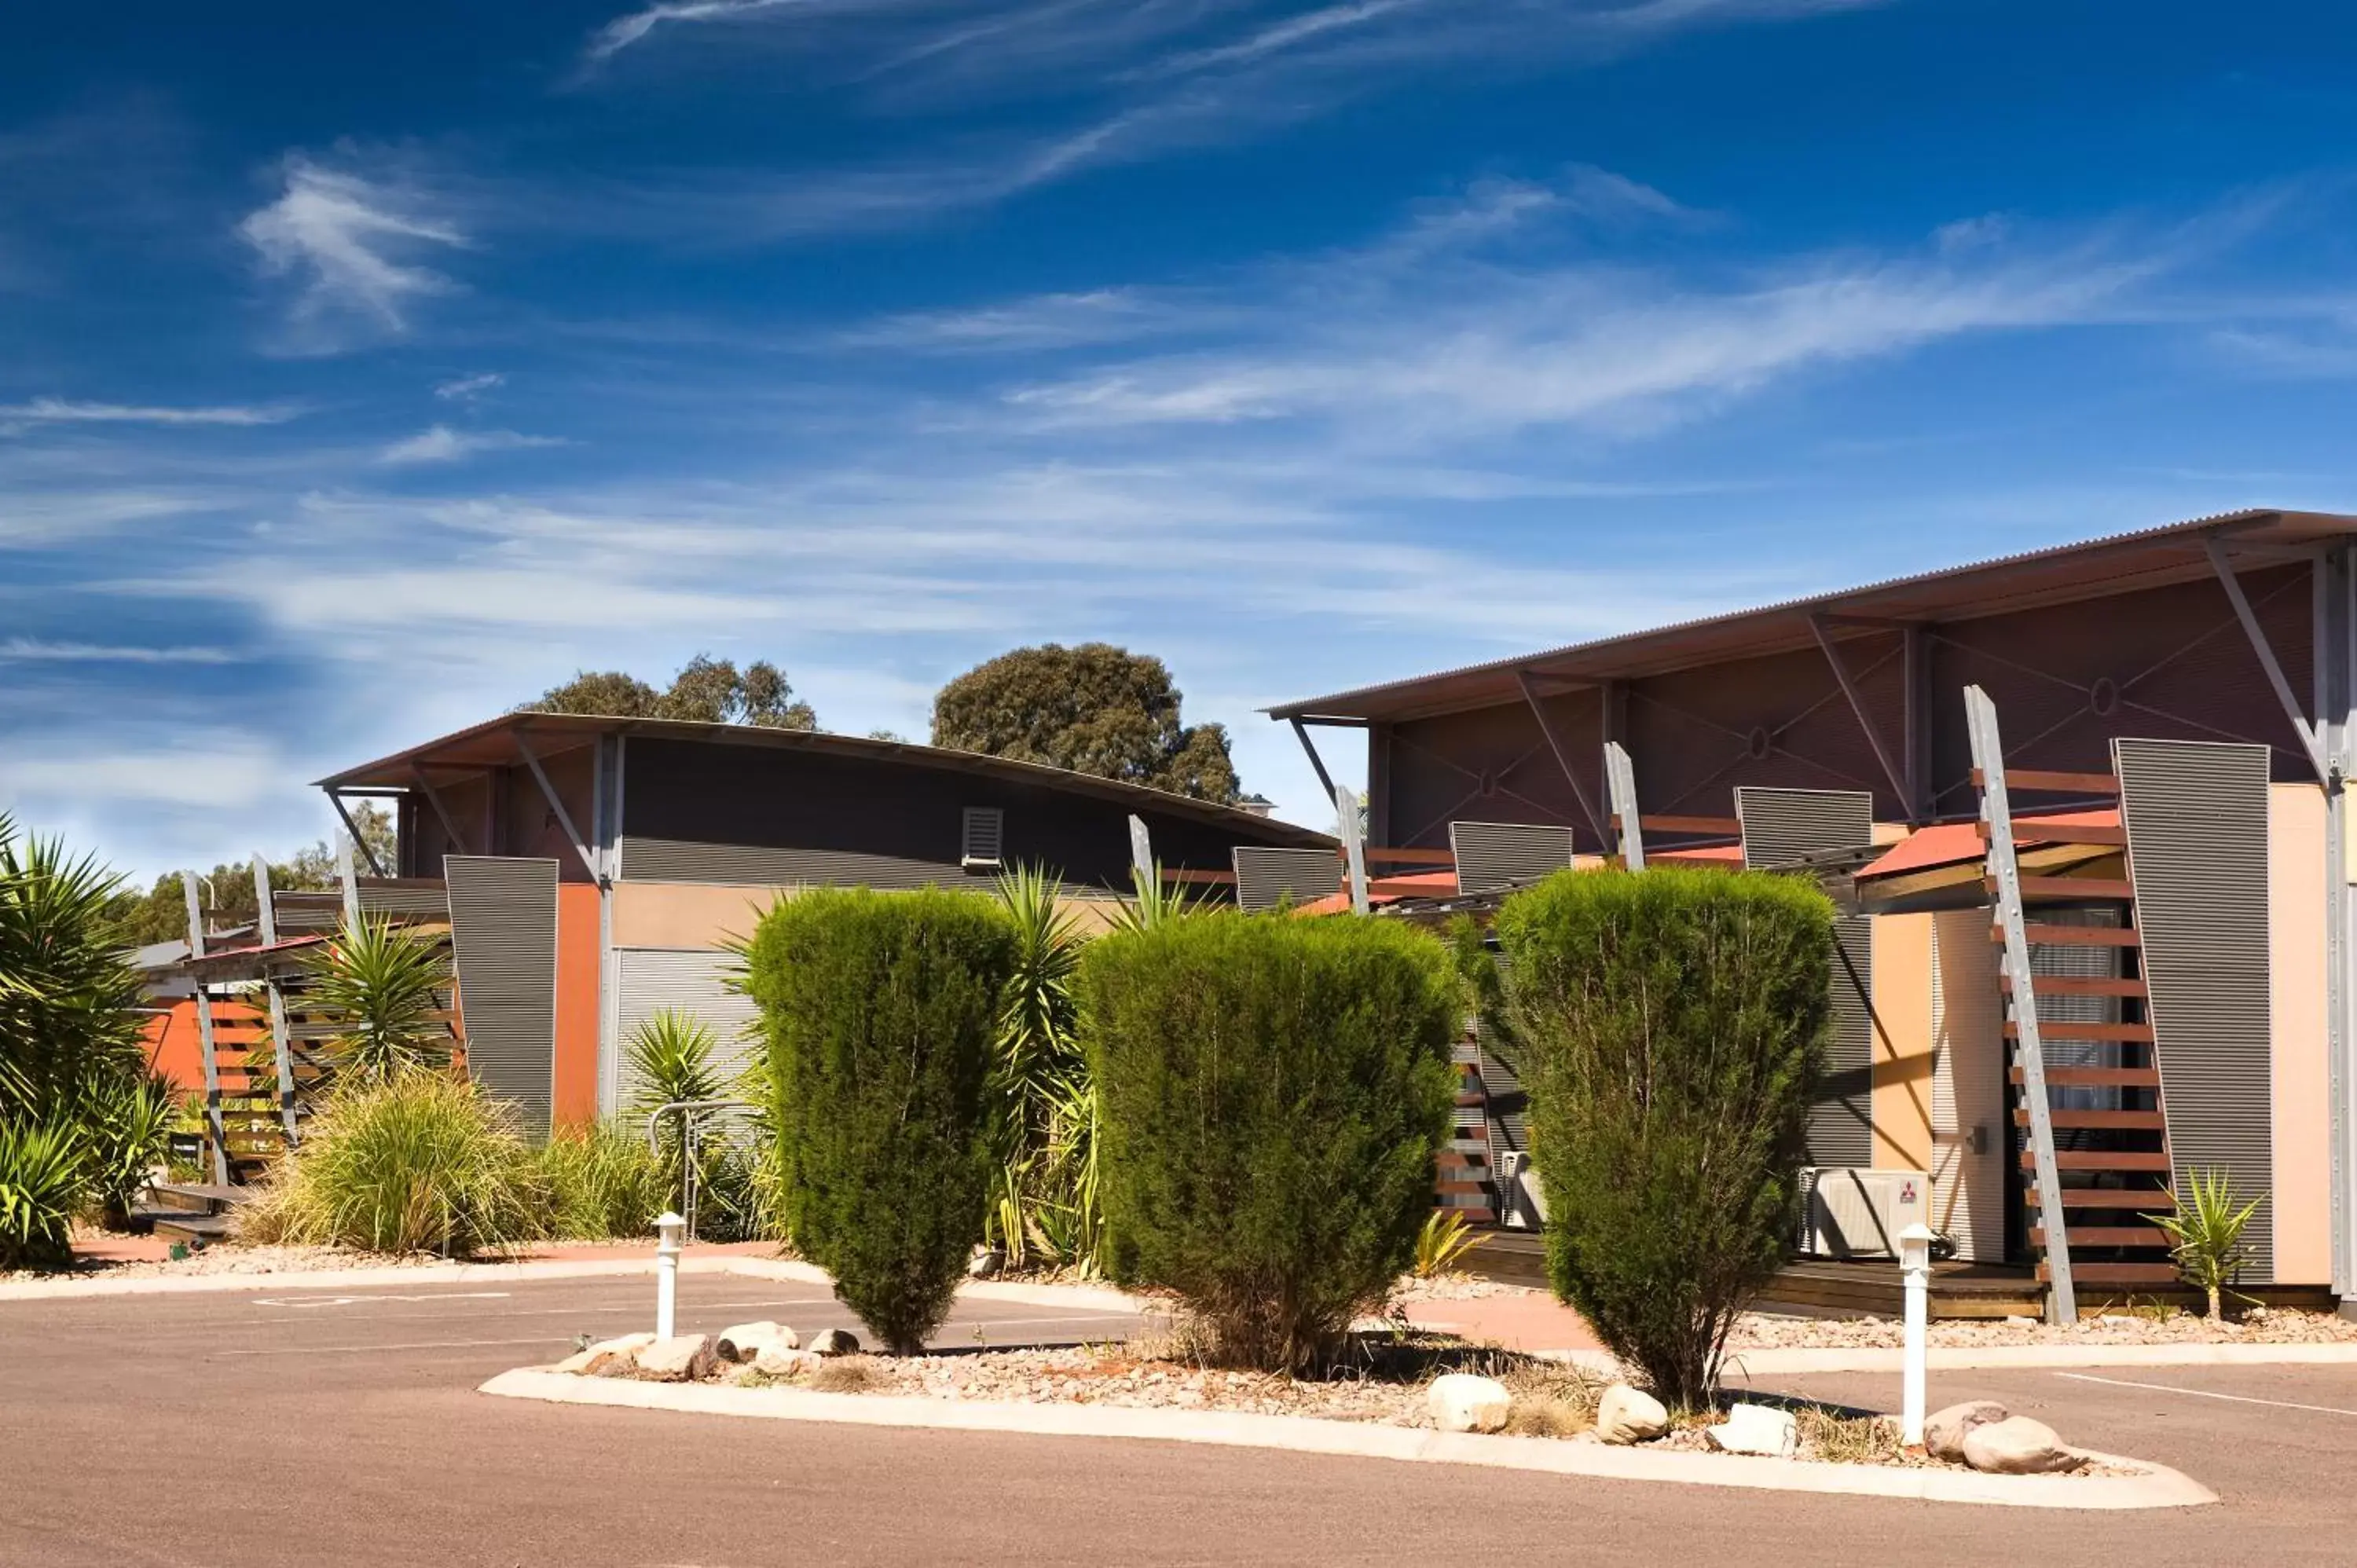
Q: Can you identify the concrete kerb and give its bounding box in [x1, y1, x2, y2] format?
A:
[478, 1368, 2218, 1511]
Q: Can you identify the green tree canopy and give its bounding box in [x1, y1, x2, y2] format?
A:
[930, 643, 1240, 804]
[525, 654, 816, 731]
[104, 801, 398, 950]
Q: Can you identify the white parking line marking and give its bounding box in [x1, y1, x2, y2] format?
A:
[252, 1292, 514, 1308]
[2057, 1372, 2357, 1417]
[217, 1336, 572, 1357]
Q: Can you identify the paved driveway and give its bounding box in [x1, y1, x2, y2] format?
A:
[5, 1277, 2355, 1566]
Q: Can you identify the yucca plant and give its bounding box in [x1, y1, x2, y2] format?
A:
[78, 1068, 178, 1227]
[625, 1009, 756, 1239]
[1413, 1208, 1480, 1280]
[2150, 1169, 2264, 1323]
[983, 867, 1093, 1269]
[0, 813, 148, 1123]
[626, 1009, 729, 1119]
[238, 1069, 546, 1256]
[1108, 860, 1197, 936]
[0, 1119, 87, 1269]
[304, 917, 451, 1082]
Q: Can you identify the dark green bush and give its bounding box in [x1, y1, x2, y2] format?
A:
[1491, 866, 1831, 1412]
[744, 888, 1015, 1353]
[1080, 912, 1458, 1372]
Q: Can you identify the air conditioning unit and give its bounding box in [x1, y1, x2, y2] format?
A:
[1497, 1149, 1548, 1229]
[1796, 1167, 1928, 1259]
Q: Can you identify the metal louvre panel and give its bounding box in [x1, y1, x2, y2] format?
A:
[442, 856, 557, 1138]
[1232, 846, 1341, 912]
[619, 837, 978, 891]
[2114, 738, 2275, 1278]
[614, 949, 763, 1109]
[1736, 787, 1874, 871]
[1449, 821, 1574, 896]
[1736, 788, 1875, 1167]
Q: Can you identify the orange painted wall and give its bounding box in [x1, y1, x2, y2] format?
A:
[552, 883, 603, 1129]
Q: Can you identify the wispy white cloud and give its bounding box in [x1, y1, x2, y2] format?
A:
[377, 424, 568, 464]
[0, 397, 299, 427]
[240, 157, 467, 349]
[0, 638, 243, 665]
[433, 372, 505, 401]
[586, 0, 805, 63]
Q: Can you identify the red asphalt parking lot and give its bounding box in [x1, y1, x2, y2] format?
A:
[5, 1274, 2357, 1566]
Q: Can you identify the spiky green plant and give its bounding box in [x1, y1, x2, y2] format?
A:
[1413, 1208, 1480, 1279]
[982, 866, 1098, 1269]
[304, 917, 450, 1082]
[78, 1068, 177, 1227]
[238, 1070, 546, 1256]
[1108, 861, 1198, 936]
[0, 1120, 87, 1269]
[0, 813, 148, 1125]
[2150, 1168, 2264, 1322]
[625, 1008, 728, 1120]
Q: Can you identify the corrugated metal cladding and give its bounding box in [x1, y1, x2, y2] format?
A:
[614, 949, 763, 1108]
[1232, 847, 1342, 912]
[1450, 821, 1575, 896]
[443, 856, 558, 1138]
[2114, 738, 2275, 1279]
[1738, 788, 1875, 1168]
[620, 838, 980, 892]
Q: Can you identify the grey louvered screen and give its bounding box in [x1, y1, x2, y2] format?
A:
[1449, 821, 1575, 896]
[2114, 738, 2275, 1278]
[960, 808, 1005, 868]
[621, 837, 966, 890]
[1738, 788, 1875, 1167]
[1232, 846, 1342, 912]
[614, 949, 763, 1110]
[1736, 787, 1875, 871]
[443, 855, 558, 1138]
[273, 882, 450, 931]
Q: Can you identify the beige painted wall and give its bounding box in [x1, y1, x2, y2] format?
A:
[1870, 912, 1937, 1173]
[2270, 783, 2333, 1284]
[610, 879, 1132, 951]
[1930, 908, 2007, 1262]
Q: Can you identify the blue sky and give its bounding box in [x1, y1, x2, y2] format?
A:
[8, 1, 2357, 877]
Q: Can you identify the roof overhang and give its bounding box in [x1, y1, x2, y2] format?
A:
[1268, 507, 2357, 725]
[317, 713, 1334, 849]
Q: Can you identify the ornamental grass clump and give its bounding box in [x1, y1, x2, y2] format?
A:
[539, 1119, 670, 1240]
[1080, 912, 1458, 1374]
[1490, 866, 1831, 1413]
[238, 1070, 548, 1256]
[743, 888, 1015, 1354]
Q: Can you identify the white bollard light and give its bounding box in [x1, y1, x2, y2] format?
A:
[1897, 1221, 1935, 1447]
[654, 1211, 686, 1341]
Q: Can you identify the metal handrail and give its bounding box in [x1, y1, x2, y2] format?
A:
[645, 1098, 754, 1242]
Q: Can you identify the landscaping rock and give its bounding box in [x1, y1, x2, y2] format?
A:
[1426, 1373, 1512, 1434]
[1925, 1398, 2009, 1462]
[1962, 1416, 2081, 1475]
[566, 1332, 655, 1376]
[807, 1328, 861, 1357]
[1594, 1384, 1669, 1445]
[634, 1334, 716, 1382]
[753, 1343, 820, 1377]
[715, 1321, 794, 1363]
[1706, 1402, 1798, 1457]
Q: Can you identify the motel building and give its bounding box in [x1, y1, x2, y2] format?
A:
[1266, 507, 2357, 1318]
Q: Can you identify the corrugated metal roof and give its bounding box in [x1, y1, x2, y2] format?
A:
[1269, 507, 2357, 724]
[317, 713, 1332, 850]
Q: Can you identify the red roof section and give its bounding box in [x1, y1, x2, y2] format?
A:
[1856, 809, 2120, 882]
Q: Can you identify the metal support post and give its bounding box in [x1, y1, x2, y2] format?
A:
[1604, 742, 1644, 870]
[1964, 685, 2077, 1324]
[1336, 783, 1369, 916]
[1126, 815, 1153, 895]
[251, 855, 299, 1143]
[181, 872, 228, 1186]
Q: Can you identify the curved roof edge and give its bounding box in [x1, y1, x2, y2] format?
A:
[1268, 507, 2357, 725]
[317, 713, 1334, 849]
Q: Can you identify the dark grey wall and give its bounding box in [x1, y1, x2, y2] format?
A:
[618, 737, 1299, 892]
[2116, 738, 2275, 1279]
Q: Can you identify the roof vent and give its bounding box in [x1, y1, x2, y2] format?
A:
[961, 807, 1005, 872]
